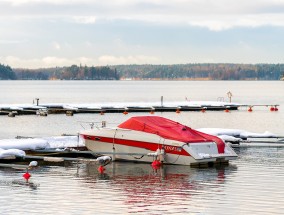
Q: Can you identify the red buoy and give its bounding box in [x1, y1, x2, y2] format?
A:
[201, 109, 206, 113]
[275, 107, 279, 111]
[151, 160, 162, 168]
[224, 109, 230, 113]
[150, 110, 155, 114]
[100, 111, 105, 115]
[98, 165, 105, 173]
[23, 172, 31, 181]
[176, 109, 180, 114]
[270, 106, 275, 111]
[248, 107, 253, 112]
[123, 111, 128, 115]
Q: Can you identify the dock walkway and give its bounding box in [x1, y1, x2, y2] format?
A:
[0, 101, 279, 116]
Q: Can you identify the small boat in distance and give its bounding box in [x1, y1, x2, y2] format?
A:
[80, 116, 237, 166]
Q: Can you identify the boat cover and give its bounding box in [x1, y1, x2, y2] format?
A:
[118, 116, 225, 153]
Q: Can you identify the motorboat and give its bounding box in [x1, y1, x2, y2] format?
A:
[80, 116, 237, 166]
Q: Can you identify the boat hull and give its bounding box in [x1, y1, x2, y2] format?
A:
[80, 127, 237, 166]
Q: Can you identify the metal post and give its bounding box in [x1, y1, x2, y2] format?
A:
[35, 98, 39, 106]
[227, 91, 232, 103]
[161, 96, 163, 107]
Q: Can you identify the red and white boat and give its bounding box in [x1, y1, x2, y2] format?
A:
[80, 116, 237, 166]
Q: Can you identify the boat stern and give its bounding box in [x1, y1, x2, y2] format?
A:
[183, 142, 238, 165]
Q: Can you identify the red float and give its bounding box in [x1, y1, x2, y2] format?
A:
[123, 111, 128, 115]
[151, 160, 162, 168]
[270, 106, 275, 111]
[98, 165, 105, 173]
[176, 109, 180, 114]
[23, 172, 31, 181]
[248, 107, 253, 112]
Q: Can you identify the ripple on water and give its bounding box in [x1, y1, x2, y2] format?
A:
[0, 147, 284, 214]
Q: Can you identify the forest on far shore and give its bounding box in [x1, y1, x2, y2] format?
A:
[0, 63, 283, 80]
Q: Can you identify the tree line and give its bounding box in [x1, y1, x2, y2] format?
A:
[112, 64, 284, 80]
[13, 65, 120, 80]
[1, 63, 284, 80]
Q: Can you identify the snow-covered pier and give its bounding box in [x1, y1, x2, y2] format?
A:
[0, 101, 244, 116]
[0, 100, 280, 116]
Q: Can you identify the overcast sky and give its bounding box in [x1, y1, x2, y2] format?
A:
[1, 0, 284, 68]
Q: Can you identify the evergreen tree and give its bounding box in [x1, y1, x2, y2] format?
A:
[0, 64, 17, 80]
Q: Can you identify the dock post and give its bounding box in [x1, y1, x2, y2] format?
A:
[227, 91, 232, 103]
[161, 96, 163, 107]
[112, 146, 116, 161]
[35, 98, 39, 106]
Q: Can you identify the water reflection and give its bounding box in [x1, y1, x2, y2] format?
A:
[76, 162, 237, 212]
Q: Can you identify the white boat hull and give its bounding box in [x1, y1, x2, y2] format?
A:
[80, 127, 237, 166]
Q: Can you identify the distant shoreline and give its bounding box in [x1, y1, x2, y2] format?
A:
[1, 63, 284, 80]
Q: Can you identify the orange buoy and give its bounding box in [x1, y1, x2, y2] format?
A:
[248, 107, 253, 112]
[176, 109, 181, 114]
[224, 109, 230, 113]
[123, 111, 128, 115]
[150, 110, 155, 114]
[270, 106, 275, 111]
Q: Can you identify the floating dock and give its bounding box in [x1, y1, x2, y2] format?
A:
[0, 100, 279, 116]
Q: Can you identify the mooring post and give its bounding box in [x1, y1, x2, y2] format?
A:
[161, 96, 163, 107]
[227, 91, 232, 103]
[35, 98, 39, 106]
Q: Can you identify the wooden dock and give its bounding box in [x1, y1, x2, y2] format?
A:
[0, 101, 279, 116]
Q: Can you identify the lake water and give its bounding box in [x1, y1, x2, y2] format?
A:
[0, 81, 284, 214]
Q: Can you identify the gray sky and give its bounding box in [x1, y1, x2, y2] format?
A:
[1, 0, 284, 68]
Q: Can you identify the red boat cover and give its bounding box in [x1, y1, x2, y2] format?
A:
[118, 116, 225, 153]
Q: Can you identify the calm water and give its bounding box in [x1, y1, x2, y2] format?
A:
[0, 81, 284, 214]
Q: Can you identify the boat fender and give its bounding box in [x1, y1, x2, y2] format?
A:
[96, 156, 112, 166]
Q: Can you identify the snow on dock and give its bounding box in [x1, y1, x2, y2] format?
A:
[0, 138, 50, 150]
[197, 128, 277, 139]
[0, 101, 243, 116]
[0, 100, 280, 116]
[0, 149, 26, 159]
[0, 136, 85, 159]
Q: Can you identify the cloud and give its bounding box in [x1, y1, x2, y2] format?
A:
[1, 0, 284, 67]
[98, 55, 159, 65]
[2, 0, 284, 30]
[72, 16, 96, 24]
[188, 14, 284, 31]
[4, 0, 77, 6]
[0, 39, 27, 44]
[0, 55, 160, 68]
[0, 56, 78, 68]
[52, 42, 61, 50]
